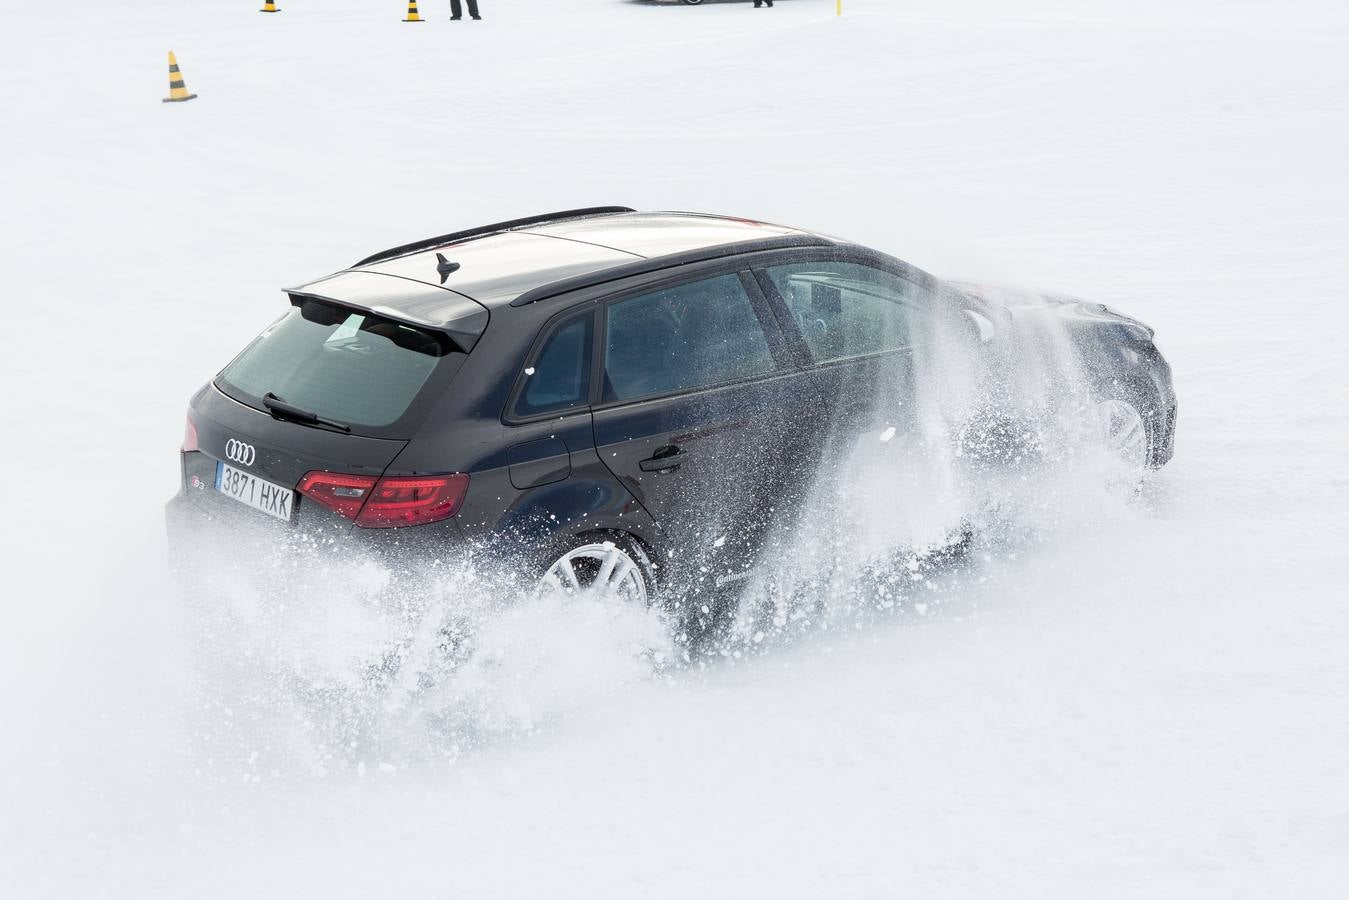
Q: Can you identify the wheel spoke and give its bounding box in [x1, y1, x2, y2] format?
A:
[608, 558, 634, 595]
[1120, 416, 1144, 448]
[1115, 414, 1144, 457]
[594, 544, 621, 591]
[1095, 398, 1148, 471]
[559, 558, 581, 591]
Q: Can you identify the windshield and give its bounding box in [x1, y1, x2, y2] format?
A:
[216, 299, 452, 434]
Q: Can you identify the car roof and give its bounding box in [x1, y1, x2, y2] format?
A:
[286, 211, 835, 342]
[356, 211, 811, 304]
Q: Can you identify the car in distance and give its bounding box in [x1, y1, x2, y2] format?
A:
[650, 1, 761, 6]
[167, 207, 1176, 621]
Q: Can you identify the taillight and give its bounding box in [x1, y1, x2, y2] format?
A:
[182, 415, 199, 453]
[298, 472, 379, 521]
[298, 471, 469, 528]
[356, 474, 471, 528]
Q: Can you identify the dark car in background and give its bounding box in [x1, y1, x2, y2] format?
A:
[167, 207, 1175, 616]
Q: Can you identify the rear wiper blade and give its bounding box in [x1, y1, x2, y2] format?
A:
[262, 392, 351, 433]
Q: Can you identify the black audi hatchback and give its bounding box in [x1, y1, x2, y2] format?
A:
[168, 207, 1176, 608]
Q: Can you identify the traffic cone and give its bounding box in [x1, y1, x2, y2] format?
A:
[403, 0, 424, 22]
[259, 0, 281, 11]
[162, 51, 197, 103]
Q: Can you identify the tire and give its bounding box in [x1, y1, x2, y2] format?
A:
[1094, 373, 1168, 470]
[537, 533, 657, 605]
[954, 375, 1159, 474]
[1094, 394, 1151, 473]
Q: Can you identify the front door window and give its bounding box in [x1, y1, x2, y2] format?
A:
[760, 261, 934, 364]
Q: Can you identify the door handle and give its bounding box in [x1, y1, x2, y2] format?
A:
[639, 447, 687, 473]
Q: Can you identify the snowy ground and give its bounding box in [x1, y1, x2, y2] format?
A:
[2, 0, 1348, 896]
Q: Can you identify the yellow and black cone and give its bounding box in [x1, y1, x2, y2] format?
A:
[162, 51, 197, 103]
[403, 0, 424, 22]
[259, 0, 281, 11]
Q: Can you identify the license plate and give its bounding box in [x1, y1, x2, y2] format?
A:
[215, 461, 294, 522]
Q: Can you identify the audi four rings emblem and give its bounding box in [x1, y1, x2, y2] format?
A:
[225, 438, 256, 466]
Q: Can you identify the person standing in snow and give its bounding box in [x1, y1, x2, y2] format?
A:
[450, 0, 481, 20]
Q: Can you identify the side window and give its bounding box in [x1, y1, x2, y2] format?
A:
[762, 261, 933, 364]
[514, 312, 593, 417]
[603, 273, 776, 403]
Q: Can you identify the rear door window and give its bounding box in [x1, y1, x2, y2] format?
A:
[216, 299, 451, 434]
[760, 261, 934, 364]
[514, 312, 594, 417]
[602, 273, 776, 403]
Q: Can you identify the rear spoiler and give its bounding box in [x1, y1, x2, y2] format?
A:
[285, 271, 489, 353]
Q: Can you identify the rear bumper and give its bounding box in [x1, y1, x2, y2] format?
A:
[165, 483, 470, 576]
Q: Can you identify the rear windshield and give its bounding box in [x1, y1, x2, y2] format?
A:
[216, 299, 452, 434]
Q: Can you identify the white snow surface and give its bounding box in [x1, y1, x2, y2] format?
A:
[3, 0, 1348, 896]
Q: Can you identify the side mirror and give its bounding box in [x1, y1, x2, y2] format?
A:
[962, 309, 996, 343]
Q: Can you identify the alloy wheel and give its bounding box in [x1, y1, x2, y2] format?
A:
[540, 541, 650, 605]
[1096, 397, 1150, 472]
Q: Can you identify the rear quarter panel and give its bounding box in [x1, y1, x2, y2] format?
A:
[387, 300, 657, 558]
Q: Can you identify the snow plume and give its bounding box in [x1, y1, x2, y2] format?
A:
[177, 528, 671, 780]
[726, 285, 1150, 649]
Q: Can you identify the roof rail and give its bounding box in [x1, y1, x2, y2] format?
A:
[509, 234, 834, 307]
[351, 206, 636, 268]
